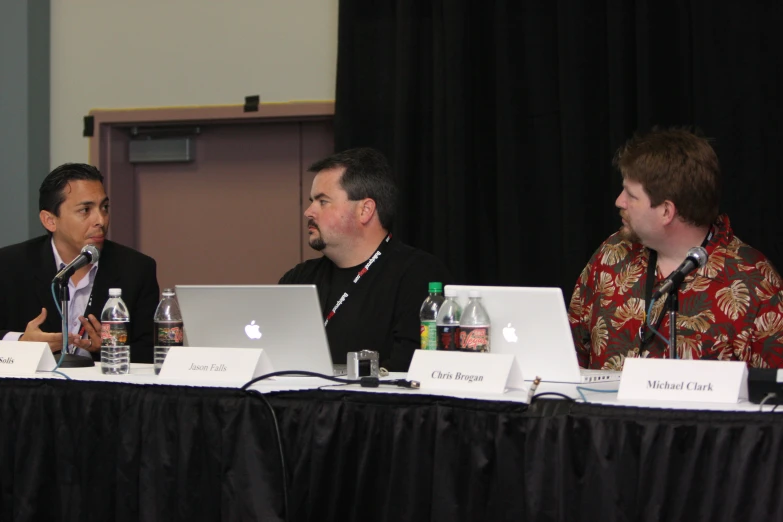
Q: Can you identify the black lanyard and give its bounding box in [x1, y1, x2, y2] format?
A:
[638, 228, 714, 350]
[639, 250, 664, 350]
[323, 234, 392, 327]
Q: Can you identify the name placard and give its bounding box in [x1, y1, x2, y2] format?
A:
[0, 341, 56, 375]
[158, 346, 273, 384]
[407, 350, 525, 394]
[618, 358, 748, 404]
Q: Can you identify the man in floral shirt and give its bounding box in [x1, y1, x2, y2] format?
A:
[568, 128, 783, 370]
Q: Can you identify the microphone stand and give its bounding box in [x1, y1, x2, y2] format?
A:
[667, 286, 680, 360]
[56, 278, 95, 368]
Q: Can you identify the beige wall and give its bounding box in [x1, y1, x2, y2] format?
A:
[50, 0, 338, 167]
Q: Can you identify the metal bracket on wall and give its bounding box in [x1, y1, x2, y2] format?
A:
[83, 116, 95, 137]
[244, 95, 260, 112]
[128, 125, 201, 163]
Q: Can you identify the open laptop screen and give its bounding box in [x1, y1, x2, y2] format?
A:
[445, 285, 586, 383]
[175, 284, 334, 375]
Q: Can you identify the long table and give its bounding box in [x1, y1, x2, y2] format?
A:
[2, 367, 783, 521]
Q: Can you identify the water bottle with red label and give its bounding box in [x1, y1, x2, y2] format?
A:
[436, 287, 462, 350]
[459, 290, 491, 352]
[100, 288, 130, 374]
[153, 288, 184, 375]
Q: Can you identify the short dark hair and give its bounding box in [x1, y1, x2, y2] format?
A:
[308, 147, 398, 230]
[613, 128, 721, 227]
[39, 163, 104, 216]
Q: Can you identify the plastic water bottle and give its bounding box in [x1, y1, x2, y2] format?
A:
[436, 287, 462, 351]
[419, 282, 445, 350]
[100, 288, 130, 374]
[460, 290, 491, 352]
[154, 288, 184, 375]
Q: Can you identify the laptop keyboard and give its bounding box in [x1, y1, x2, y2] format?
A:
[580, 369, 622, 383]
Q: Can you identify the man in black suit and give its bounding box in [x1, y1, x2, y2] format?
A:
[0, 163, 159, 363]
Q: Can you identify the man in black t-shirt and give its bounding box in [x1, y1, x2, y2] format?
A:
[279, 148, 451, 371]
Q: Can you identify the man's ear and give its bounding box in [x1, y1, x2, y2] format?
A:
[660, 200, 677, 225]
[358, 198, 377, 225]
[40, 210, 56, 233]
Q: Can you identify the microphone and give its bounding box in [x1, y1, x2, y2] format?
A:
[52, 244, 100, 283]
[652, 246, 708, 300]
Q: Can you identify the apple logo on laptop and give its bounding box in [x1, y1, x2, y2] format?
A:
[503, 323, 518, 343]
[245, 320, 262, 340]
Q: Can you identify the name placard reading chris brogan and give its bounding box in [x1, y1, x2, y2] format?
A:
[618, 358, 747, 404]
[431, 370, 485, 382]
[407, 351, 519, 394]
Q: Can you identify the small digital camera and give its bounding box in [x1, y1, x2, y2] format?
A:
[347, 350, 380, 379]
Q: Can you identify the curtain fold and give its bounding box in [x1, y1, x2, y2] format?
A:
[335, 0, 783, 291]
[4, 379, 783, 522]
[0, 380, 285, 522]
[271, 390, 783, 522]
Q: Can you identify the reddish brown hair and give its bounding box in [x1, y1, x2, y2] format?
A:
[613, 128, 721, 227]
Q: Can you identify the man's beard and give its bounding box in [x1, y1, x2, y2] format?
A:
[309, 236, 326, 251]
[618, 212, 640, 243]
[307, 219, 326, 251]
[619, 225, 640, 243]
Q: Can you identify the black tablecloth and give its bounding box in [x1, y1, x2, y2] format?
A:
[0, 379, 284, 522]
[2, 379, 783, 522]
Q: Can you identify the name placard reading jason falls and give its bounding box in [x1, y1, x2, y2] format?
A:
[618, 358, 748, 404]
[0, 341, 56, 375]
[158, 347, 273, 384]
[408, 350, 525, 394]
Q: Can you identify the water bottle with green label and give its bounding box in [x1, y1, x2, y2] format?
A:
[419, 282, 445, 350]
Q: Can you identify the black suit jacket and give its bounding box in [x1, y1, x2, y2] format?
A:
[0, 235, 160, 363]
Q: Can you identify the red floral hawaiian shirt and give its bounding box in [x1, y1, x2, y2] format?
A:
[568, 215, 783, 370]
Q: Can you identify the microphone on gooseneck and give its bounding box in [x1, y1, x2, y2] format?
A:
[52, 245, 100, 283]
[651, 246, 708, 300]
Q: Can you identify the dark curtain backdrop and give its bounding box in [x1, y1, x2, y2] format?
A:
[334, 0, 783, 294]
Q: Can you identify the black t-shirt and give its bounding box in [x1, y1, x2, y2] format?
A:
[326, 264, 361, 316]
[279, 237, 452, 371]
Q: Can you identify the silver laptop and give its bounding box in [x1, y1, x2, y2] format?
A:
[175, 284, 343, 375]
[445, 285, 621, 384]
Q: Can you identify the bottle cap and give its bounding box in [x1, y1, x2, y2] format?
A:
[428, 282, 443, 293]
[162, 288, 175, 297]
[469, 290, 481, 298]
[444, 287, 458, 297]
[108, 288, 122, 297]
